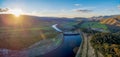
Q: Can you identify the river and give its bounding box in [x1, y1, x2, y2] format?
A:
[35, 24, 82, 57]
[37, 34, 82, 57]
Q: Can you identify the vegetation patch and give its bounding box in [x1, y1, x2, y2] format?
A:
[91, 32, 120, 57]
[80, 22, 108, 30]
[0, 27, 59, 50]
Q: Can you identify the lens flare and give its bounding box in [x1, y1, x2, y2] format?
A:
[9, 9, 23, 17]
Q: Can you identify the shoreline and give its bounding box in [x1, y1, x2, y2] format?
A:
[76, 30, 104, 57]
[75, 30, 84, 57]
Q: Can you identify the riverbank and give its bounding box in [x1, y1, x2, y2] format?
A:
[0, 35, 63, 57]
[76, 32, 104, 57]
[28, 34, 63, 57]
[28, 24, 64, 57]
[0, 24, 63, 57]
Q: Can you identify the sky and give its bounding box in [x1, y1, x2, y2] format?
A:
[0, 0, 120, 18]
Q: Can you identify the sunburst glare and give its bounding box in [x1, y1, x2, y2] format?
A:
[9, 9, 23, 17]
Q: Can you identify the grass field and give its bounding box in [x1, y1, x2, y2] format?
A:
[0, 26, 59, 50]
[63, 22, 78, 26]
[80, 22, 108, 30]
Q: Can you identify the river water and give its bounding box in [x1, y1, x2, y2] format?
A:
[37, 34, 82, 57]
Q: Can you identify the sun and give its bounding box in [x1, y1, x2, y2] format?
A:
[10, 9, 23, 17]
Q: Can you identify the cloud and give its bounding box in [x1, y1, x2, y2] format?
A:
[118, 5, 120, 9]
[105, 9, 115, 12]
[0, 8, 9, 12]
[73, 9, 92, 13]
[60, 9, 66, 12]
[74, 4, 81, 6]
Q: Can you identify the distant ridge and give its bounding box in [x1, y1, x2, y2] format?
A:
[0, 14, 75, 27]
[100, 15, 120, 26]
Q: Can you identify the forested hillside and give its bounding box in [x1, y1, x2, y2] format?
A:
[91, 32, 120, 57]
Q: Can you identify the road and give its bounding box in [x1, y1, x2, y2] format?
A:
[76, 32, 104, 57]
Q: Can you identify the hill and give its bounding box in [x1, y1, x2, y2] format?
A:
[100, 15, 120, 26]
[0, 14, 76, 50]
[91, 32, 120, 57]
[0, 14, 75, 27]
